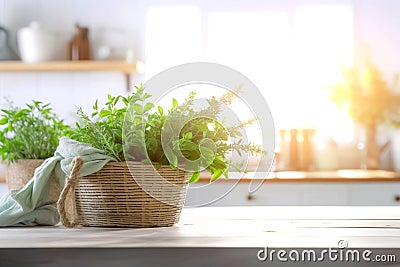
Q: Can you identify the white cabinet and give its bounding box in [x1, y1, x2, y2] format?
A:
[300, 184, 348, 205]
[348, 183, 400, 205]
[185, 181, 400, 206]
[1, 179, 399, 206]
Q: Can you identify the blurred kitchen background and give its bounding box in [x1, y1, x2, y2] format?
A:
[1, 0, 400, 205]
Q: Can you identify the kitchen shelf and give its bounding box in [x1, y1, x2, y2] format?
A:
[0, 60, 142, 90]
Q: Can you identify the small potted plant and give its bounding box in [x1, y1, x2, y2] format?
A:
[58, 84, 263, 228]
[0, 100, 72, 192]
[329, 58, 400, 169]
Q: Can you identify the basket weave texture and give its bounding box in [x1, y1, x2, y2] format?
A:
[4, 159, 61, 203]
[58, 158, 189, 228]
[5, 159, 44, 191]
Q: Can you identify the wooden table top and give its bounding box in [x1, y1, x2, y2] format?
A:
[1, 206, 400, 249]
[199, 169, 400, 182]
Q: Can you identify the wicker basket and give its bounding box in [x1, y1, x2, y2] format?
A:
[58, 157, 189, 228]
[4, 159, 45, 191]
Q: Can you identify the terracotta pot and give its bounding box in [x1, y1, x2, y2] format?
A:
[0, 165, 5, 183]
[4, 159, 45, 191]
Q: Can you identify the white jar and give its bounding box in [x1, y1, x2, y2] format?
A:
[17, 21, 57, 63]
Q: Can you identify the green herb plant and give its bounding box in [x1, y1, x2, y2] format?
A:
[72, 84, 264, 183]
[329, 57, 400, 128]
[0, 100, 72, 163]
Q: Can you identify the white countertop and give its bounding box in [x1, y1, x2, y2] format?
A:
[0, 206, 399, 248]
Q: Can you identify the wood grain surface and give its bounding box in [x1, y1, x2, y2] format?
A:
[0, 206, 399, 249]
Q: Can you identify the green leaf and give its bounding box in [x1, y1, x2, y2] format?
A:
[143, 102, 154, 113]
[171, 153, 178, 168]
[158, 106, 163, 115]
[200, 146, 215, 165]
[0, 117, 8, 125]
[99, 110, 111, 117]
[33, 100, 41, 108]
[179, 140, 197, 151]
[189, 171, 200, 183]
[164, 146, 177, 167]
[212, 156, 227, 169]
[172, 98, 178, 109]
[210, 169, 223, 182]
[183, 132, 192, 139]
[93, 100, 98, 110]
[223, 169, 229, 179]
[113, 95, 121, 105]
[133, 103, 142, 114]
[16, 109, 29, 116]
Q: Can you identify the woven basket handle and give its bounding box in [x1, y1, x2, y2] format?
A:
[57, 156, 84, 228]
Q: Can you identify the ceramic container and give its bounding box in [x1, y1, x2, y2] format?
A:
[17, 21, 57, 62]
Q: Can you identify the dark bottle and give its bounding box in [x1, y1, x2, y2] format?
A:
[68, 24, 90, 60]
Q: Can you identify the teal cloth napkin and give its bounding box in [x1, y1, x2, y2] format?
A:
[0, 137, 115, 226]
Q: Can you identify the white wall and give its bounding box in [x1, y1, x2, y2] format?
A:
[354, 0, 400, 80]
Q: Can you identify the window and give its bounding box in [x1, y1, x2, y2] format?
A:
[145, 6, 202, 78]
[145, 4, 354, 142]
